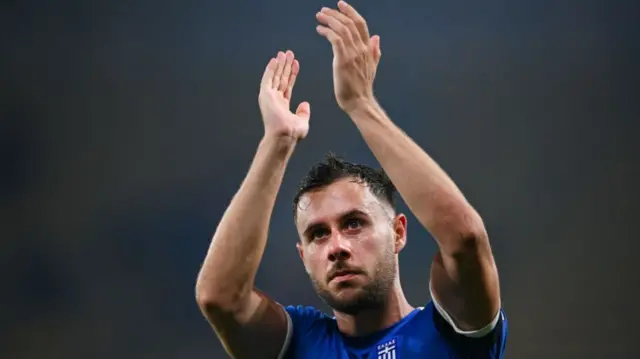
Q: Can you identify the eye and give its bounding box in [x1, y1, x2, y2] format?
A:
[344, 218, 363, 231]
[310, 228, 329, 241]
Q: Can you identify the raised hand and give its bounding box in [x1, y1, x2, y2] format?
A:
[259, 50, 311, 140]
[316, 1, 381, 112]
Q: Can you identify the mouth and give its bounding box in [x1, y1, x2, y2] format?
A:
[329, 269, 362, 283]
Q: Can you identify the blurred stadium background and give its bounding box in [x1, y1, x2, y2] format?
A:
[2, 0, 638, 358]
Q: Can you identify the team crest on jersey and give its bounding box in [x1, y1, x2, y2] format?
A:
[375, 337, 399, 359]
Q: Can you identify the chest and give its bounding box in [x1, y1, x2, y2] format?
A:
[309, 332, 450, 359]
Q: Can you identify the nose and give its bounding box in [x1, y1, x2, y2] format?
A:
[326, 233, 352, 262]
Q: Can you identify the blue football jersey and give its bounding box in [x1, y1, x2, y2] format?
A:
[279, 301, 507, 358]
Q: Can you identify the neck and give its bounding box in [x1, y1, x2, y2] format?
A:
[333, 277, 413, 337]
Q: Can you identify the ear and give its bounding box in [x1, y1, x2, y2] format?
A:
[296, 242, 304, 261]
[393, 213, 407, 253]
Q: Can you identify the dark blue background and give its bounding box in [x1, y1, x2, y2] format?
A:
[2, 0, 638, 357]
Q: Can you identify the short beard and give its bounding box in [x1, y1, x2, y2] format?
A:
[310, 250, 396, 316]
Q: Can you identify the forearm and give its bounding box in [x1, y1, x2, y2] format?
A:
[347, 100, 485, 252]
[196, 135, 296, 309]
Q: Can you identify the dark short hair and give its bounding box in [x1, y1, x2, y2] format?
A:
[292, 153, 396, 218]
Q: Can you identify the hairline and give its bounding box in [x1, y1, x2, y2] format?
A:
[292, 176, 396, 224]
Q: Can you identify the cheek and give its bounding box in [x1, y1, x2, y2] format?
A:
[360, 225, 391, 250]
[350, 235, 384, 265]
[359, 236, 380, 254]
[303, 248, 324, 274]
[356, 230, 394, 263]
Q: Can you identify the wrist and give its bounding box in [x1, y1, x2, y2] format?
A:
[344, 97, 385, 123]
[260, 134, 298, 153]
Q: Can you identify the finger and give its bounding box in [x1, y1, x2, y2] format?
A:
[295, 101, 311, 120]
[279, 50, 295, 93]
[316, 11, 354, 48]
[320, 7, 362, 44]
[272, 51, 286, 89]
[316, 25, 346, 56]
[337, 1, 370, 44]
[284, 59, 299, 101]
[260, 58, 277, 88]
[370, 35, 381, 63]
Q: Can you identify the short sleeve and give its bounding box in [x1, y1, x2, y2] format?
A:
[430, 302, 508, 358]
[278, 305, 328, 359]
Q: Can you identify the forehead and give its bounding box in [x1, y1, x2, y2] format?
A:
[295, 178, 384, 230]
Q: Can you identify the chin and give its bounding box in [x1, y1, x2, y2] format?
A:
[325, 287, 371, 313]
[332, 285, 364, 300]
[329, 297, 367, 315]
[313, 276, 382, 314]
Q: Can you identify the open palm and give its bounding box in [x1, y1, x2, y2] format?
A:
[258, 51, 311, 140]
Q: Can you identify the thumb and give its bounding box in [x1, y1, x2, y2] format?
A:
[295, 101, 311, 119]
[370, 35, 381, 62]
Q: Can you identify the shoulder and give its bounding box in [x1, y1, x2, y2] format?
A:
[423, 300, 508, 357]
[284, 305, 333, 334]
[285, 305, 328, 320]
[279, 305, 337, 359]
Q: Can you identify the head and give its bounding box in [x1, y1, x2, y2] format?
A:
[293, 154, 407, 315]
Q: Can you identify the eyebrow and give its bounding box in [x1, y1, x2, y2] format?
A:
[302, 209, 369, 237]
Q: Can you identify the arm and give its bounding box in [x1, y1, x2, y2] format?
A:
[195, 50, 311, 358]
[316, 1, 500, 331]
[348, 101, 500, 331]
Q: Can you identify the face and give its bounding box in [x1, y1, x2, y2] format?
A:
[295, 178, 407, 315]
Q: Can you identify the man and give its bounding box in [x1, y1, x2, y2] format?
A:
[195, 1, 507, 358]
